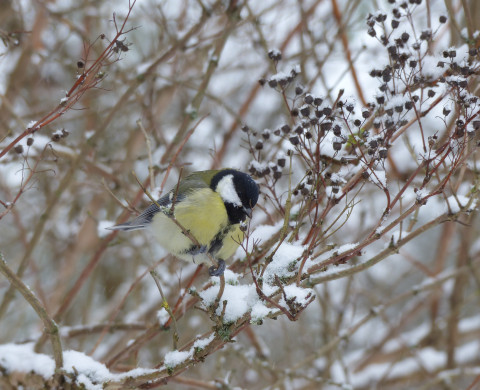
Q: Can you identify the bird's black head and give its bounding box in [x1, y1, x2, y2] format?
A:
[211, 169, 259, 224]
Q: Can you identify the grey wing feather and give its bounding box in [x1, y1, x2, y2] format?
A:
[108, 171, 208, 232]
[108, 192, 182, 231]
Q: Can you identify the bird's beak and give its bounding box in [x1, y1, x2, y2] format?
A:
[243, 206, 253, 219]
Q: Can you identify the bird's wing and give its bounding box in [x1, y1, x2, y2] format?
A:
[107, 173, 211, 231]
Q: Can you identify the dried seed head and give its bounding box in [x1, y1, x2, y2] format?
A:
[304, 94, 313, 104]
[289, 136, 300, 146]
[268, 79, 278, 88]
[321, 122, 332, 131]
[375, 13, 387, 22]
[300, 105, 310, 117]
[420, 30, 431, 41]
[268, 49, 282, 61]
[376, 95, 385, 104]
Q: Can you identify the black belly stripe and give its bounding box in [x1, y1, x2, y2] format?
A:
[181, 225, 236, 260]
[208, 225, 235, 259]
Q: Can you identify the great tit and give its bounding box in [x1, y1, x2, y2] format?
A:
[108, 169, 259, 275]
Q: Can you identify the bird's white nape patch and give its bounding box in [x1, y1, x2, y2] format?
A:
[216, 174, 242, 206]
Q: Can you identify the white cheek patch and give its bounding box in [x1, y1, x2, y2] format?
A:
[216, 174, 242, 207]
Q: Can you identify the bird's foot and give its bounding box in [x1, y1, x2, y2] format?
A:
[208, 259, 226, 276]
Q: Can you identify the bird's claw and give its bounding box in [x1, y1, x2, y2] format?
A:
[208, 259, 226, 276]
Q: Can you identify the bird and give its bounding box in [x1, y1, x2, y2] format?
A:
[108, 169, 259, 276]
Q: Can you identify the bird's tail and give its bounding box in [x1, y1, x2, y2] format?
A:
[106, 203, 161, 232]
[106, 221, 147, 232]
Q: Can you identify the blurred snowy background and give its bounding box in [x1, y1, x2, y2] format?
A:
[1, 0, 480, 388]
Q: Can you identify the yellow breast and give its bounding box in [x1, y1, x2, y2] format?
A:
[149, 188, 243, 263]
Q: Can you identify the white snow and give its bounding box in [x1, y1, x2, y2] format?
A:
[164, 349, 193, 368]
[200, 283, 258, 323]
[0, 343, 55, 380]
[421, 55, 448, 79]
[156, 307, 170, 326]
[0, 344, 159, 389]
[235, 223, 281, 257]
[262, 243, 304, 296]
[279, 284, 315, 307]
[63, 350, 113, 390]
[27, 120, 38, 129]
[210, 269, 240, 285]
[193, 334, 215, 351]
[250, 301, 273, 322]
